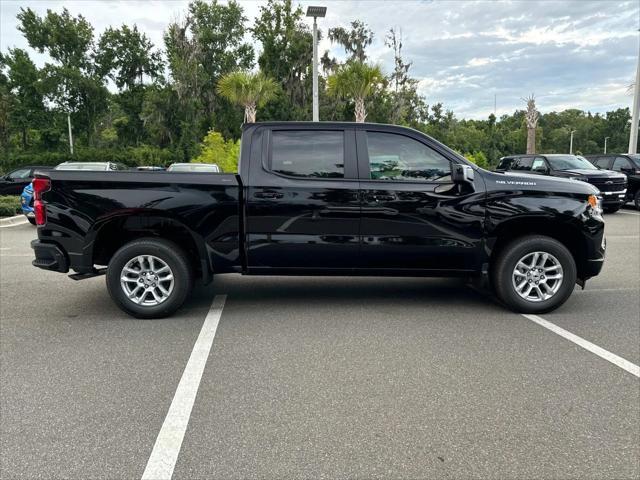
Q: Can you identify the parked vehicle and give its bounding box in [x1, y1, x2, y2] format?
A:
[20, 162, 127, 224]
[31, 122, 606, 318]
[0, 166, 52, 195]
[136, 166, 165, 171]
[167, 163, 221, 172]
[497, 154, 627, 213]
[585, 154, 640, 209]
[54, 162, 129, 171]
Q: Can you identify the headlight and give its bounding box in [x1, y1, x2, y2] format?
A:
[587, 194, 603, 216]
[571, 176, 589, 182]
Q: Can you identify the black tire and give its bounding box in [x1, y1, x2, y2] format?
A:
[635, 190, 640, 210]
[106, 238, 193, 319]
[603, 206, 620, 213]
[492, 235, 577, 314]
[27, 216, 36, 225]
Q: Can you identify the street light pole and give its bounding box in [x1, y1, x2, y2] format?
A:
[629, 29, 640, 154]
[570, 130, 576, 154]
[306, 6, 327, 122]
[312, 17, 318, 122]
[604, 136, 610, 154]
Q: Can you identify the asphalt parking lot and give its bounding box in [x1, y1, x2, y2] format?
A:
[1, 209, 639, 479]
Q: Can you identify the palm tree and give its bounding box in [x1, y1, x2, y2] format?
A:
[523, 94, 539, 154]
[327, 62, 384, 122]
[216, 71, 279, 123]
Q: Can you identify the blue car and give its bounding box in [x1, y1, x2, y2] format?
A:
[20, 182, 36, 225]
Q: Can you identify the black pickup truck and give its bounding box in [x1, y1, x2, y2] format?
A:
[31, 122, 606, 318]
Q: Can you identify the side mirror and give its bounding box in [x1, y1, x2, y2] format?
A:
[452, 164, 474, 184]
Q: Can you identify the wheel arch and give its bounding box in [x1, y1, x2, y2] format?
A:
[87, 212, 212, 283]
[487, 217, 589, 279]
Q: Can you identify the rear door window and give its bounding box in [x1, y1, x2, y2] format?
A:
[612, 157, 632, 172]
[511, 157, 533, 171]
[271, 130, 344, 178]
[594, 157, 612, 169]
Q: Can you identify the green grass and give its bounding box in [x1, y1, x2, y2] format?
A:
[0, 195, 21, 217]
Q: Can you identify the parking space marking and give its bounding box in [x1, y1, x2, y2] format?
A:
[523, 314, 640, 378]
[618, 211, 640, 216]
[142, 295, 227, 480]
[0, 220, 29, 228]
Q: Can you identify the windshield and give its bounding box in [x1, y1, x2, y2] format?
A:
[546, 155, 597, 171]
[628, 154, 640, 168]
[167, 164, 220, 172]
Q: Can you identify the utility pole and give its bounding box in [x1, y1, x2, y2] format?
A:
[67, 113, 74, 155]
[629, 29, 640, 154]
[306, 6, 327, 122]
[604, 136, 610, 154]
[569, 130, 576, 154]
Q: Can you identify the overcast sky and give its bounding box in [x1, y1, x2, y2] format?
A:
[1, 0, 638, 119]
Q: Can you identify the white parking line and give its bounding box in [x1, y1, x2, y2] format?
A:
[618, 210, 640, 216]
[523, 314, 640, 378]
[142, 295, 227, 480]
[0, 220, 29, 228]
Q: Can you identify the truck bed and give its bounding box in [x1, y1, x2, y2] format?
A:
[36, 170, 241, 278]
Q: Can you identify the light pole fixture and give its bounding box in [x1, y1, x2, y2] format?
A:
[569, 130, 576, 154]
[604, 136, 610, 154]
[306, 5, 327, 122]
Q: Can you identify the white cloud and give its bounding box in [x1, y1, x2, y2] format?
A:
[1, 0, 638, 119]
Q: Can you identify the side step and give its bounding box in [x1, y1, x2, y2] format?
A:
[68, 267, 107, 281]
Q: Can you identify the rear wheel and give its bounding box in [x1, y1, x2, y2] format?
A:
[106, 238, 192, 318]
[27, 216, 36, 225]
[492, 235, 576, 314]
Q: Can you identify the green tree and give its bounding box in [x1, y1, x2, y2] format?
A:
[326, 62, 384, 122]
[216, 71, 279, 123]
[17, 7, 108, 147]
[384, 28, 427, 127]
[164, 0, 254, 142]
[95, 24, 163, 146]
[192, 130, 240, 172]
[1, 48, 47, 149]
[252, 0, 314, 121]
[328, 20, 373, 62]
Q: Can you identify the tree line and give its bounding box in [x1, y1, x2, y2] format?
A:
[0, 0, 634, 172]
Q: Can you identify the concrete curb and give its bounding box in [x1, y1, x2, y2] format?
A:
[0, 214, 28, 227]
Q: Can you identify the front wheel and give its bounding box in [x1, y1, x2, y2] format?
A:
[106, 238, 193, 318]
[492, 236, 577, 314]
[635, 190, 640, 210]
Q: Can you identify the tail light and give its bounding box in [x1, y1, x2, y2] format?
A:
[32, 177, 51, 226]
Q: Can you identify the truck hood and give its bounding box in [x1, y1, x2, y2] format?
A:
[483, 170, 599, 195]
[553, 168, 626, 181]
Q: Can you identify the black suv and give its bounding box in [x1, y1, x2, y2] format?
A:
[497, 154, 627, 213]
[585, 154, 640, 209]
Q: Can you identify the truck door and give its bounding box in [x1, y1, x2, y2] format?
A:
[246, 127, 361, 270]
[356, 128, 485, 272]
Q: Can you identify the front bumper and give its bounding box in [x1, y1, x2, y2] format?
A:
[600, 189, 626, 206]
[31, 240, 69, 273]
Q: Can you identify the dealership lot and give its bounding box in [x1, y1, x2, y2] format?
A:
[1, 210, 639, 479]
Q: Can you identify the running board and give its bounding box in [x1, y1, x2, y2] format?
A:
[68, 268, 107, 281]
